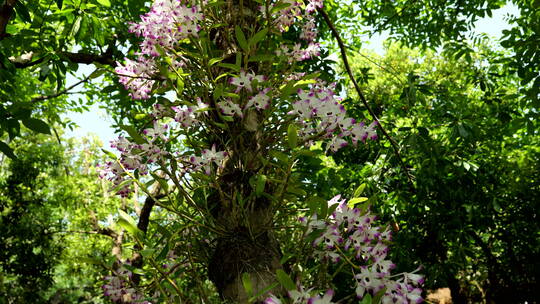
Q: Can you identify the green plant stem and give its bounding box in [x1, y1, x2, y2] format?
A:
[335, 245, 361, 270]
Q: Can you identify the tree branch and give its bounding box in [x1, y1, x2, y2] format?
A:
[318, 8, 416, 192]
[31, 71, 95, 103]
[45, 230, 116, 237]
[130, 184, 165, 284]
[88, 209, 118, 239]
[0, 0, 16, 40]
[59, 50, 116, 66]
[11, 49, 116, 68]
[137, 193, 164, 234]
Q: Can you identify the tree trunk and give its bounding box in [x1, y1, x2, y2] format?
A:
[206, 154, 285, 302]
[209, 227, 284, 303]
[204, 0, 288, 300]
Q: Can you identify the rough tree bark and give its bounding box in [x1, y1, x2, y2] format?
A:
[206, 133, 285, 302]
[202, 1, 288, 302]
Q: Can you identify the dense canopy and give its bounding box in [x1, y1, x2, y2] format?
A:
[0, 0, 538, 303]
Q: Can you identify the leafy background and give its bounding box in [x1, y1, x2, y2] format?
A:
[0, 0, 538, 303]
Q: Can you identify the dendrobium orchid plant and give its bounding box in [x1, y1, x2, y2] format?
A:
[98, 0, 423, 302]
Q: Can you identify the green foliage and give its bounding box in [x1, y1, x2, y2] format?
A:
[310, 42, 539, 302]
[1, 0, 539, 302]
[323, 0, 539, 123]
[0, 141, 63, 302]
[0, 0, 146, 158]
[0, 134, 121, 303]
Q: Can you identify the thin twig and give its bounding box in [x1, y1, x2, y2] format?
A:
[31, 72, 94, 103]
[318, 8, 416, 192]
[45, 230, 114, 236]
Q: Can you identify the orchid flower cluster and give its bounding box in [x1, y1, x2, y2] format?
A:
[97, 121, 169, 197]
[115, 0, 203, 99]
[115, 0, 324, 100]
[266, 0, 322, 62]
[267, 195, 423, 304]
[288, 81, 378, 152]
[102, 264, 151, 304]
[222, 71, 378, 152]
[266, 288, 335, 304]
[105, 0, 378, 196]
[102, 249, 186, 303]
[98, 133, 228, 196]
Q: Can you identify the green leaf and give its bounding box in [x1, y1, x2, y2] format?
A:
[76, 15, 89, 40]
[241, 273, 253, 296]
[70, 15, 82, 38]
[150, 172, 169, 193]
[119, 124, 146, 144]
[54, 63, 64, 91]
[286, 186, 306, 196]
[117, 210, 143, 238]
[249, 28, 268, 48]
[235, 25, 249, 52]
[118, 210, 137, 226]
[235, 52, 242, 66]
[133, 113, 148, 120]
[92, 16, 105, 45]
[319, 198, 328, 218]
[79, 257, 103, 266]
[305, 229, 324, 244]
[280, 82, 296, 99]
[0, 141, 16, 159]
[294, 79, 317, 87]
[96, 0, 111, 7]
[101, 149, 117, 159]
[349, 197, 368, 205]
[14, 1, 31, 23]
[306, 197, 319, 215]
[221, 115, 234, 122]
[208, 57, 223, 66]
[271, 2, 291, 14]
[297, 149, 317, 157]
[373, 287, 387, 304]
[360, 293, 372, 304]
[22, 118, 51, 134]
[223, 92, 240, 99]
[275, 269, 295, 291]
[458, 124, 469, 138]
[117, 218, 142, 238]
[127, 0, 145, 17]
[354, 183, 366, 197]
[217, 63, 240, 72]
[279, 253, 293, 264]
[89, 69, 106, 79]
[306, 196, 327, 216]
[248, 282, 279, 303]
[176, 77, 185, 93]
[287, 124, 298, 149]
[6, 119, 20, 139]
[214, 73, 230, 83]
[156, 243, 170, 261]
[270, 150, 289, 163]
[122, 264, 145, 275]
[140, 248, 156, 257]
[156, 224, 172, 239]
[255, 174, 267, 196]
